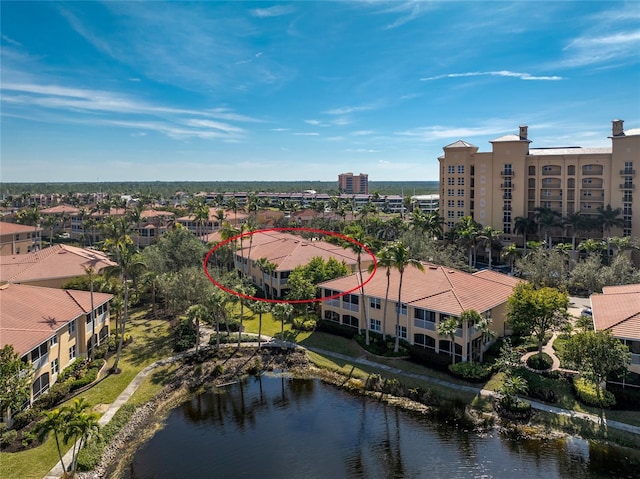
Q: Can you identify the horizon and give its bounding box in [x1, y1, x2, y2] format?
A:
[2, 1, 639, 182]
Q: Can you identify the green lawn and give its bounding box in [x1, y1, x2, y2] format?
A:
[0, 310, 172, 479]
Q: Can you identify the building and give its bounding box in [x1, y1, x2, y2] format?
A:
[338, 172, 369, 195]
[232, 230, 373, 298]
[0, 283, 113, 408]
[0, 244, 116, 288]
[0, 222, 42, 255]
[590, 284, 640, 375]
[319, 264, 520, 362]
[411, 194, 440, 213]
[439, 120, 639, 244]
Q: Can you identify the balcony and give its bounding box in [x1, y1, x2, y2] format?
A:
[500, 183, 513, 189]
[500, 170, 515, 177]
[632, 353, 640, 366]
[620, 169, 636, 175]
[414, 319, 436, 331]
[342, 302, 359, 313]
[32, 353, 49, 371]
[503, 194, 512, 199]
[503, 205, 512, 211]
[541, 195, 563, 201]
[580, 195, 604, 201]
[326, 298, 340, 308]
[620, 184, 635, 190]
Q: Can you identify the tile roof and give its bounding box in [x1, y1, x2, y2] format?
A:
[140, 209, 175, 219]
[444, 140, 477, 149]
[491, 134, 523, 142]
[40, 204, 81, 215]
[0, 283, 113, 355]
[528, 147, 611, 156]
[238, 230, 361, 272]
[0, 222, 42, 235]
[0, 244, 116, 283]
[472, 269, 522, 287]
[320, 262, 517, 316]
[591, 283, 640, 340]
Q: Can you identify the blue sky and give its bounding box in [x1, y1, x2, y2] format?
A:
[2, 1, 639, 183]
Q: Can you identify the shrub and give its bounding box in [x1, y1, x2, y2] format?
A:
[408, 346, 452, 372]
[448, 362, 492, 382]
[1, 429, 17, 448]
[526, 352, 553, 370]
[34, 382, 71, 409]
[21, 431, 36, 447]
[573, 377, 616, 408]
[293, 317, 317, 331]
[174, 318, 197, 352]
[69, 367, 99, 391]
[528, 385, 557, 403]
[93, 343, 109, 359]
[11, 408, 42, 430]
[315, 320, 358, 339]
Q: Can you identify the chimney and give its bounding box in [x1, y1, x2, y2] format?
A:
[519, 125, 528, 140]
[612, 119, 624, 137]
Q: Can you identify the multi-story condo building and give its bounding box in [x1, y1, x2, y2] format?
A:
[0, 222, 42, 255]
[439, 120, 639, 244]
[338, 172, 369, 194]
[0, 283, 113, 414]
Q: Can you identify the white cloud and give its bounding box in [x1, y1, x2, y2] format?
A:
[350, 130, 374, 136]
[250, 5, 295, 18]
[305, 119, 322, 125]
[323, 105, 375, 115]
[421, 70, 564, 81]
[1, 34, 21, 46]
[344, 148, 379, 153]
[560, 31, 640, 68]
[293, 132, 320, 136]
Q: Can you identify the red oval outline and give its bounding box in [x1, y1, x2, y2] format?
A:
[203, 227, 377, 304]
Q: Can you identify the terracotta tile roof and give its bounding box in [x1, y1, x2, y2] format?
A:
[140, 209, 175, 219]
[238, 231, 361, 272]
[320, 262, 517, 316]
[40, 204, 81, 215]
[0, 244, 116, 283]
[0, 283, 112, 355]
[591, 284, 640, 340]
[472, 269, 522, 287]
[0, 222, 42, 235]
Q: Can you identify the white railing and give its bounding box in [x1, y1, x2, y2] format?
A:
[342, 302, 359, 313]
[631, 353, 640, 365]
[326, 298, 340, 308]
[414, 319, 436, 331]
[32, 353, 49, 372]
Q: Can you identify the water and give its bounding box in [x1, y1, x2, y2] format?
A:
[125, 375, 639, 479]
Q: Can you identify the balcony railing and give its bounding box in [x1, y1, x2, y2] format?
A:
[455, 328, 463, 338]
[581, 183, 603, 189]
[631, 353, 640, 366]
[500, 183, 513, 189]
[541, 195, 563, 201]
[326, 298, 340, 308]
[500, 170, 514, 176]
[342, 302, 359, 313]
[620, 169, 636, 175]
[620, 184, 635, 190]
[414, 319, 436, 331]
[32, 353, 49, 372]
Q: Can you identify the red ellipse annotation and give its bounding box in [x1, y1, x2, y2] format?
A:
[203, 227, 377, 304]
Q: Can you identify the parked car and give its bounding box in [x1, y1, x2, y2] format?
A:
[581, 307, 592, 317]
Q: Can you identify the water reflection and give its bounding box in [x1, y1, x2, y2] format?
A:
[125, 376, 639, 479]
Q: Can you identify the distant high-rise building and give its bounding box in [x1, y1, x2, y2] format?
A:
[338, 172, 368, 194]
[438, 119, 639, 244]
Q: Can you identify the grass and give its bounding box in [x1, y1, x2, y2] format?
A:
[0, 309, 172, 479]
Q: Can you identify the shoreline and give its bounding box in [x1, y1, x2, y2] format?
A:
[78, 347, 640, 478]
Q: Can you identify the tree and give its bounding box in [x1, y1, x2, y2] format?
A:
[514, 216, 536, 252]
[513, 247, 568, 289]
[507, 282, 569, 360]
[103, 235, 146, 373]
[369, 246, 393, 341]
[459, 309, 491, 363]
[562, 212, 589, 250]
[452, 216, 480, 268]
[273, 303, 294, 341]
[255, 257, 278, 300]
[388, 241, 424, 353]
[477, 225, 502, 269]
[564, 330, 630, 410]
[17, 205, 41, 251]
[343, 225, 370, 345]
[34, 408, 69, 474]
[142, 225, 207, 274]
[186, 304, 209, 354]
[533, 206, 561, 248]
[437, 316, 459, 364]
[0, 345, 32, 423]
[499, 376, 529, 410]
[83, 265, 97, 360]
[252, 301, 272, 347]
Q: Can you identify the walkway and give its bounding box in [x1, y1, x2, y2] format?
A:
[44, 336, 640, 479]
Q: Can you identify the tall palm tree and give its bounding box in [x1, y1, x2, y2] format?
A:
[63, 398, 101, 474]
[424, 211, 444, 240]
[477, 225, 502, 269]
[83, 264, 97, 360]
[437, 316, 459, 364]
[256, 257, 278, 299]
[388, 241, 424, 353]
[454, 216, 480, 268]
[103, 235, 145, 373]
[273, 303, 294, 342]
[501, 243, 519, 273]
[368, 245, 393, 341]
[533, 206, 561, 248]
[514, 216, 537, 252]
[562, 212, 589, 250]
[344, 226, 371, 345]
[252, 301, 272, 347]
[17, 205, 41, 251]
[34, 408, 69, 474]
[597, 204, 625, 264]
[187, 304, 208, 354]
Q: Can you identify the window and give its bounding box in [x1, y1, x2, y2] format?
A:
[457, 165, 465, 174]
[49, 336, 57, 347]
[543, 165, 553, 172]
[448, 189, 454, 197]
[414, 334, 436, 350]
[457, 211, 464, 218]
[31, 343, 48, 362]
[370, 298, 381, 310]
[395, 325, 408, 339]
[568, 165, 575, 175]
[448, 200, 455, 207]
[342, 294, 359, 312]
[32, 373, 50, 400]
[457, 189, 464, 197]
[528, 165, 535, 176]
[457, 200, 464, 208]
[370, 319, 381, 332]
[395, 302, 407, 316]
[448, 211, 454, 218]
[457, 178, 465, 185]
[448, 178, 455, 185]
[324, 310, 340, 322]
[448, 165, 455, 174]
[342, 315, 359, 328]
[69, 345, 76, 360]
[68, 320, 76, 334]
[51, 359, 59, 375]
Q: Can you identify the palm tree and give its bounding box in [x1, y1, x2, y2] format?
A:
[388, 241, 424, 353]
[562, 212, 589, 250]
[424, 211, 444, 240]
[194, 202, 210, 240]
[368, 245, 393, 341]
[344, 226, 370, 345]
[533, 206, 561, 248]
[273, 303, 294, 342]
[41, 214, 56, 245]
[63, 398, 101, 474]
[477, 225, 502, 269]
[103, 235, 145, 373]
[252, 301, 272, 347]
[501, 243, 519, 273]
[186, 304, 208, 354]
[34, 408, 69, 474]
[597, 204, 625, 263]
[17, 205, 41, 251]
[454, 216, 480, 268]
[83, 264, 97, 360]
[437, 316, 459, 364]
[514, 216, 537, 252]
[256, 257, 278, 299]
[578, 238, 605, 257]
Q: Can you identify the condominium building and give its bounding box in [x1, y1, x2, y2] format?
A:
[338, 172, 369, 194]
[0, 222, 42, 255]
[438, 120, 639, 244]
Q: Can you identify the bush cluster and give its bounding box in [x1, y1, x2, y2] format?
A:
[407, 346, 452, 372]
[174, 318, 197, 352]
[448, 362, 492, 382]
[526, 352, 553, 371]
[315, 320, 358, 339]
[573, 377, 616, 408]
[10, 408, 42, 431]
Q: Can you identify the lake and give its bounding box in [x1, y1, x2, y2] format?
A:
[124, 375, 638, 479]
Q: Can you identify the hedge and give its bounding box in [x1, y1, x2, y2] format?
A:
[408, 346, 452, 372]
[448, 362, 492, 382]
[573, 377, 616, 408]
[315, 320, 358, 339]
